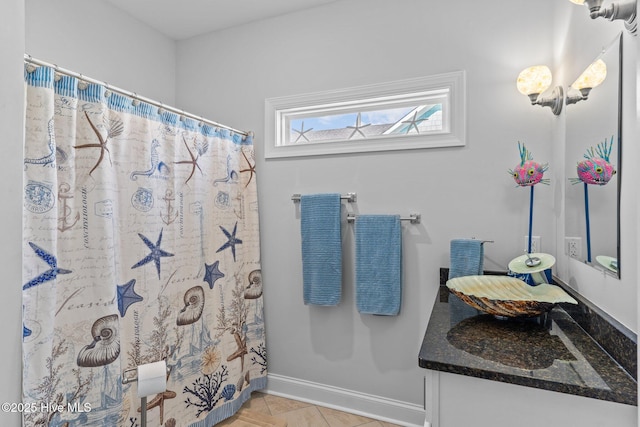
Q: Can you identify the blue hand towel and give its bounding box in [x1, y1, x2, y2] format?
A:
[355, 215, 402, 316]
[449, 239, 484, 279]
[300, 193, 342, 305]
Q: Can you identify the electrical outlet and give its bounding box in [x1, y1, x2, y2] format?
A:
[524, 236, 541, 253]
[566, 237, 582, 259]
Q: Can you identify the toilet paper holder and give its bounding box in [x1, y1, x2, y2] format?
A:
[122, 362, 171, 427]
[121, 364, 171, 385]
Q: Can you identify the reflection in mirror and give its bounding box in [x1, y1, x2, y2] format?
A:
[565, 33, 621, 278]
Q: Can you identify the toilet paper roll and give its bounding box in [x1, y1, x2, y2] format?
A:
[137, 360, 167, 398]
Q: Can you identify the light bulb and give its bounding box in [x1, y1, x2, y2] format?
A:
[516, 66, 552, 96]
[571, 59, 607, 90]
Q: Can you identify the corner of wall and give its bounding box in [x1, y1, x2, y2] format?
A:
[0, 0, 25, 422]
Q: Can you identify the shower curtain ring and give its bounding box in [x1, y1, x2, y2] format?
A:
[77, 74, 88, 90]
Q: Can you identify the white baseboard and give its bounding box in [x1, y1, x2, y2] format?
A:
[263, 373, 425, 427]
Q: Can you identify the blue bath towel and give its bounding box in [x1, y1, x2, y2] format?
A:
[300, 193, 342, 305]
[355, 215, 402, 316]
[449, 239, 484, 279]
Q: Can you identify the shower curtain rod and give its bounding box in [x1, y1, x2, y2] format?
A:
[24, 54, 252, 138]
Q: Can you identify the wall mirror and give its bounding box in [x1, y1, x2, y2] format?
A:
[565, 33, 622, 278]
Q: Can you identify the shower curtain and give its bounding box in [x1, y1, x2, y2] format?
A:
[22, 65, 266, 427]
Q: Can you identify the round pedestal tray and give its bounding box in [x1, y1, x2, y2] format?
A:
[508, 253, 556, 285]
[596, 255, 618, 273]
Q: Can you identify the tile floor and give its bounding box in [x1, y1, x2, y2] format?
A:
[226, 392, 402, 427]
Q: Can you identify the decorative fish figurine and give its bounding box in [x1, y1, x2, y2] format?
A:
[569, 136, 616, 186]
[508, 142, 549, 186]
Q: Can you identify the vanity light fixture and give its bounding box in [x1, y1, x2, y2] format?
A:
[568, 0, 637, 35]
[566, 59, 608, 105]
[516, 65, 564, 116]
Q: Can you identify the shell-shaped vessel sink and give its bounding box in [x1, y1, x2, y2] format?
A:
[446, 275, 577, 318]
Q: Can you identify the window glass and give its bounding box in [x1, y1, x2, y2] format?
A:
[265, 72, 465, 158]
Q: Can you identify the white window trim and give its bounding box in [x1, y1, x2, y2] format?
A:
[264, 71, 466, 159]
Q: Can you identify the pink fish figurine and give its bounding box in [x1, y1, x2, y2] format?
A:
[570, 137, 616, 186]
[508, 143, 549, 187]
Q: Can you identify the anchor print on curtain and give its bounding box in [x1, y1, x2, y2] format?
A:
[22, 65, 266, 427]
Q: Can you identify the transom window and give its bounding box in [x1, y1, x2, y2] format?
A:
[265, 71, 465, 158]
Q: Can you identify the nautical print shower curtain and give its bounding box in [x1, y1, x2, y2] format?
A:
[22, 65, 266, 427]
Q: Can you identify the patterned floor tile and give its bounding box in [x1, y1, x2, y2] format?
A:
[243, 394, 271, 415]
[316, 405, 377, 427]
[263, 393, 313, 415]
[276, 406, 330, 427]
[236, 392, 405, 427]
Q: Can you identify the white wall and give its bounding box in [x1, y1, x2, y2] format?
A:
[25, 0, 177, 104]
[0, 0, 25, 425]
[176, 0, 558, 416]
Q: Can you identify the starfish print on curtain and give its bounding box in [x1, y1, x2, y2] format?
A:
[23, 242, 72, 290]
[217, 222, 243, 262]
[131, 229, 175, 279]
[116, 279, 143, 317]
[240, 149, 256, 188]
[203, 260, 225, 289]
[174, 135, 202, 184]
[73, 112, 124, 175]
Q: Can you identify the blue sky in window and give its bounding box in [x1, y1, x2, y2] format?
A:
[291, 106, 414, 131]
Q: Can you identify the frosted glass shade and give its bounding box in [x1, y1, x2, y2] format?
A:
[571, 59, 607, 90]
[517, 66, 552, 96]
[569, 0, 585, 4]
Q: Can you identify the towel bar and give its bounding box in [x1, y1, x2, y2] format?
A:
[291, 192, 357, 203]
[347, 213, 421, 224]
[471, 237, 494, 244]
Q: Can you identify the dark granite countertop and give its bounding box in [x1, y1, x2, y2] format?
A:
[418, 273, 637, 406]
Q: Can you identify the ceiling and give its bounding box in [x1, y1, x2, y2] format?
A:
[103, 0, 344, 40]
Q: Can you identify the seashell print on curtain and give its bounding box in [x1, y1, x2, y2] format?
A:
[22, 65, 266, 427]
